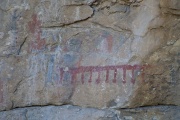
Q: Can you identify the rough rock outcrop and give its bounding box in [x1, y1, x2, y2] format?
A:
[0, 105, 180, 120]
[0, 0, 179, 119]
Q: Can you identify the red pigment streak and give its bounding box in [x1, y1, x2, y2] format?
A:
[28, 14, 46, 52]
[113, 69, 117, 83]
[0, 80, 3, 103]
[96, 71, 101, 84]
[28, 14, 40, 34]
[59, 64, 149, 84]
[131, 68, 135, 84]
[105, 70, 109, 83]
[88, 71, 92, 83]
[71, 70, 77, 84]
[122, 67, 126, 84]
[76, 56, 83, 67]
[106, 35, 113, 53]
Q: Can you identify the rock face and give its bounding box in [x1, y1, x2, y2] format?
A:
[0, 105, 180, 120]
[0, 0, 179, 119]
[120, 106, 180, 120]
[0, 105, 119, 120]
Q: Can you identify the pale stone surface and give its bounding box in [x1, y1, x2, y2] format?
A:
[0, 0, 179, 119]
[160, 0, 180, 10]
[0, 105, 119, 120]
[0, 105, 180, 120]
[120, 106, 180, 120]
[38, 4, 94, 27]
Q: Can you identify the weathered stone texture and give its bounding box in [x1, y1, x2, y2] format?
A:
[0, 105, 180, 120]
[0, 0, 179, 119]
[120, 106, 180, 120]
[0, 105, 119, 120]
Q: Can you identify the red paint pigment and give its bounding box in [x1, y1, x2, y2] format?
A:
[113, 69, 117, 83]
[28, 14, 40, 34]
[105, 70, 109, 83]
[96, 71, 101, 84]
[28, 14, 46, 52]
[88, 71, 92, 83]
[106, 34, 113, 53]
[59, 64, 149, 85]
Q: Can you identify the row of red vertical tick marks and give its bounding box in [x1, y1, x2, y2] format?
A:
[58, 64, 150, 84]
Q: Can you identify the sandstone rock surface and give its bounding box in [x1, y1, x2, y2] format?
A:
[0, 105, 180, 120]
[0, 0, 179, 119]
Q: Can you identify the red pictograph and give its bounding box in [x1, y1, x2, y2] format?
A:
[58, 64, 149, 85]
[28, 14, 46, 52]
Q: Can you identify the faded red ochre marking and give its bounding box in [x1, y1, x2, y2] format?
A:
[28, 14, 46, 52]
[89, 71, 92, 83]
[59, 64, 149, 84]
[106, 34, 113, 53]
[0, 80, 3, 103]
[28, 14, 41, 34]
[113, 69, 117, 83]
[96, 71, 101, 84]
[105, 70, 109, 83]
[76, 56, 83, 67]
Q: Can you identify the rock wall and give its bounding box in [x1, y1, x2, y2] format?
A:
[0, 0, 179, 119]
